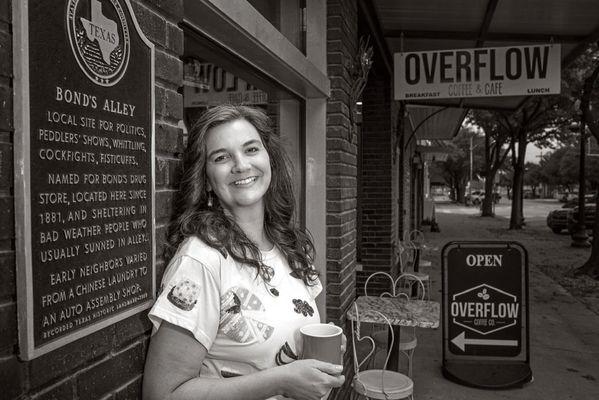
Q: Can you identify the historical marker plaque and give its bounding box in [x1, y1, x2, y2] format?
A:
[441, 241, 532, 389]
[14, 0, 155, 359]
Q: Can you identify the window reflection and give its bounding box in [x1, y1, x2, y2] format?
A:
[183, 58, 269, 108]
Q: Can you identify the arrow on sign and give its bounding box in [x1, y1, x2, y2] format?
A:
[451, 331, 518, 352]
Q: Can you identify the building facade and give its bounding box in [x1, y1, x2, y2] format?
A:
[0, 0, 419, 397]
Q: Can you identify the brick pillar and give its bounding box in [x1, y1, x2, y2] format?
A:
[326, 2, 359, 398]
[358, 57, 401, 294]
[326, 0, 358, 326]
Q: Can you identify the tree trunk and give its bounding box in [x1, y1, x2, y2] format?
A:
[572, 192, 599, 279]
[509, 134, 528, 229]
[510, 166, 524, 229]
[452, 180, 460, 202]
[481, 173, 495, 216]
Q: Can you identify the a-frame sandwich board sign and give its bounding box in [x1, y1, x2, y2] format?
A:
[442, 241, 532, 388]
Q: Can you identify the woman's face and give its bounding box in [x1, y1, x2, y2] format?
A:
[205, 118, 272, 216]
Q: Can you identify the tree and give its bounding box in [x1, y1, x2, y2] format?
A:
[523, 162, 544, 197]
[506, 96, 569, 228]
[540, 146, 576, 190]
[469, 95, 567, 228]
[536, 144, 599, 196]
[431, 126, 484, 203]
[567, 42, 599, 279]
[468, 110, 511, 216]
[497, 166, 513, 199]
[433, 155, 468, 202]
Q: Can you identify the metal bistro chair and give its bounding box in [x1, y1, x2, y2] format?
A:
[397, 242, 430, 301]
[351, 302, 414, 400]
[363, 271, 397, 367]
[364, 271, 396, 298]
[404, 230, 433, 268]
[394, 273, 426, 378]
[364, 272, 425, 378]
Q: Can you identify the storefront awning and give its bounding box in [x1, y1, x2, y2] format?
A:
[407, 106, 468, 141]
[361, 0, 599, 141]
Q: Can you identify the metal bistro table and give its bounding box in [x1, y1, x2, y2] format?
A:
[347, 295, 440, 372]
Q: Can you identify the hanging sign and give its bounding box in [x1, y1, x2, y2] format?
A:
[13, 0, 156, 360]
[442, 241, 532, 389]
[394, 44, 561, 100]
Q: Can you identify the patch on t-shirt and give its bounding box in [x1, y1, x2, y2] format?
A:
[167, 278, 200, 311]
[220, 287, 274, 343]
[292, 298, 314, 317]
[275, 341, 298, 365]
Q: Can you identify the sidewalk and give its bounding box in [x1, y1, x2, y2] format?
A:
[410, 202, 599, 400]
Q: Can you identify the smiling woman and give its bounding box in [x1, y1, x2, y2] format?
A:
[142, 105, 345, 400]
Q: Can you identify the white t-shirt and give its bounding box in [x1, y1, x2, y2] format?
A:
[149, 236, 322, 395]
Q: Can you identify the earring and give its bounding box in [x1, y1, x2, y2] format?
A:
[207, 191, 213, 207]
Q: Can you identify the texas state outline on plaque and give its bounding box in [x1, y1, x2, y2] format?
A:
[80, 0, 119, 65]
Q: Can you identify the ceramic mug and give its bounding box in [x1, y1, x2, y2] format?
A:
[300, 323, 343, 364]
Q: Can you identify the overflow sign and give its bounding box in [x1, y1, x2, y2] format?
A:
[442, 241, 532, 389]
[394, 44, 561, 100]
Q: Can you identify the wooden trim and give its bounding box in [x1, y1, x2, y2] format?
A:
[183, 0, 329, 99]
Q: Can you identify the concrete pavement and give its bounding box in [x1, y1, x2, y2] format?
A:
[408, 201, 599, 400]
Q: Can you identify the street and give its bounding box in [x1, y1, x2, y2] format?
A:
[436, 197, 567, 231]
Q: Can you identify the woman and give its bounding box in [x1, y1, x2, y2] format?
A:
[143, 105, 344, 400]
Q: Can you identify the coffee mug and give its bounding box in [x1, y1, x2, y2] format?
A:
[300, 323, 343, 364]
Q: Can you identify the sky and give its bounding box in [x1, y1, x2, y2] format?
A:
[526, 144, 544, 164]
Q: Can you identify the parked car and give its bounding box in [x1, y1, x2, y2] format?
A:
[567, 204, 596, 235]
[558, 192, 578, 203]
[465, 190, 485, 205]
[547, 195, 596, 234]
[547, 206, 571, 233]
[465, 190, 501, 205]
[566, 193, 597, 206]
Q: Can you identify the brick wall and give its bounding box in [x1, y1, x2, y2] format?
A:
[357, 54, 400, 294]
[0, 1, 184, 398]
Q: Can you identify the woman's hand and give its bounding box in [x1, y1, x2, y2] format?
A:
[279, 359, 345, 400]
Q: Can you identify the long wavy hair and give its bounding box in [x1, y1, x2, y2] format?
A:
[167, 105, 318, 286]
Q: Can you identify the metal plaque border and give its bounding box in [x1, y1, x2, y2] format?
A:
[14, 0, 156, 360]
